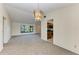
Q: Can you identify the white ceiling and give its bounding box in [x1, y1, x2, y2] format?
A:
[4, 3, 74, 24]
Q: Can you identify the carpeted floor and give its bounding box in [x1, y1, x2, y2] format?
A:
[0, 34, 77, 55]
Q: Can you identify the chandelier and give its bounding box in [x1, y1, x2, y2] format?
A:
[33, 3, 44, 21]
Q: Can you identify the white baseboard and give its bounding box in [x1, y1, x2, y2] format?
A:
[53, 42, 78, 54]
[0, 44, 3, 52]
[41, 39, 48, 41]
[11, 32, 36, 36]
[4, 40, 8, 44]
[4, 37, 11, 44]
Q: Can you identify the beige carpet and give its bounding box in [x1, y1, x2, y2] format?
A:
[0, 34, 77, 55]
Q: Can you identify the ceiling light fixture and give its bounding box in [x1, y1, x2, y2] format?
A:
[33, 3, 44, 21]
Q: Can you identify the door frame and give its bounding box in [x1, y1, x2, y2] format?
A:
[47, 19, 53, 43]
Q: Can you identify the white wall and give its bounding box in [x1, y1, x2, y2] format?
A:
[0, 4, 3, 51]
[11, 22, 36, 36]
[3, 8, 11, 43]
[41, 4, 79, 54]
[0, 3, 11, 51]
[41, 19, 47, 41]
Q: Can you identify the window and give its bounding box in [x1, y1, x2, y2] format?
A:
[20, 24, 34, 33]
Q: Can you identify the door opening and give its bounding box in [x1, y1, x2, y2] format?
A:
[47, 19, 53, 43]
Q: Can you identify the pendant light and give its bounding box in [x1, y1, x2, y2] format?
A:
[33, 3, 44, 21]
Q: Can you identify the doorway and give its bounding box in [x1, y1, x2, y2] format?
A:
[47, 19, 53, 43]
